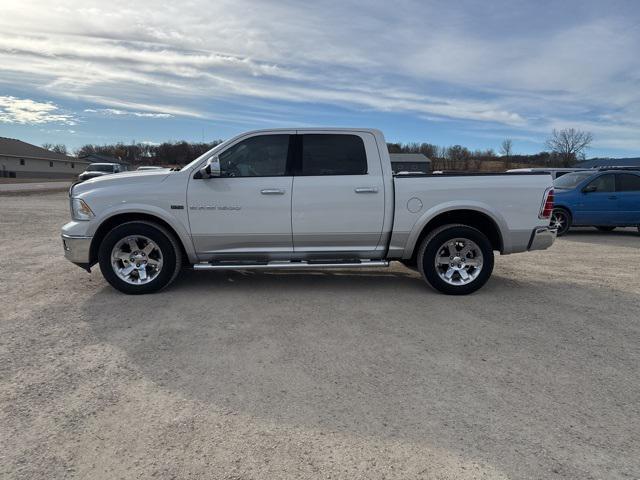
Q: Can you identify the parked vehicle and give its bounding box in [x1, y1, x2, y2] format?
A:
[136, 166, 166, 171]
[61, 128, 556, 295]
[551, 167, 640, 235]
[507, 167, 590, 180]
[78, 163, 125, 182]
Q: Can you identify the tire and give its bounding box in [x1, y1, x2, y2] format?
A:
[98, 221, 182, 294]
[551, 208, 571, 236]
[596, 226, 616, 232]
[417, 224, 494, 295]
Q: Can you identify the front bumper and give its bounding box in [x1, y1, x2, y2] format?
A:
[527, 226, 557, 251]
[61, 233, 92, 268]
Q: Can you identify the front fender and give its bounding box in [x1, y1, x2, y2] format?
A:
[88, 203, 198, 263]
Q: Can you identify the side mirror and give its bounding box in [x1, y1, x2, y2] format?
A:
[198, 156, 221, 178]
[582, 185, 597, 193]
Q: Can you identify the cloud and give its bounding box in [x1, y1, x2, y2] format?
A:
[0, 1, 639, 151]
[0, 95, 76, 125]
[84, 108, 172, 118]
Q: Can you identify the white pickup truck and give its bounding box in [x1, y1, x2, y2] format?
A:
[62, 128, 556, 295]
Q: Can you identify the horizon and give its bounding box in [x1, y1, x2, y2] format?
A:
[1, 1, 639, 157]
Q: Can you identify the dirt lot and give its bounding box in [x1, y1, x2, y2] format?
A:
[1, 192, 639, 480]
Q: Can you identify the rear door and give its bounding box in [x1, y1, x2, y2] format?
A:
[572, 173, 617, 225]
[615, 173, 640, 225]
[291, 132, 385, 257]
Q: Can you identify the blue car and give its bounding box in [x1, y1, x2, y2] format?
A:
[551, 168, 640, 236]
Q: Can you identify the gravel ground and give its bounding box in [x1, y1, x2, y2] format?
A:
[1, 192, 639, 480]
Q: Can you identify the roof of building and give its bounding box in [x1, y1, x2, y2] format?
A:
[389, 153, 431, 163]
[577, 157, 640, 168]
[0, 137, 86, 163]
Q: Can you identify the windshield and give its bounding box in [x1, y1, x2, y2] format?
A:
[554, 171, 593, 189]
[86, 164, 114, 172]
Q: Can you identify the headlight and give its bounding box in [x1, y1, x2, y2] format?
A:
[71, 198, 95, 221]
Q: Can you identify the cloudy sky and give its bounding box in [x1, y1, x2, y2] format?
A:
[1, 0, 639, 156]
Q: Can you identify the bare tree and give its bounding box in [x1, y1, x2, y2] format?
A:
[500, 139, 513, 169]
[446, 145, 472, 170]
[42, 143, 68, 155]
[545, 128, 593, 167]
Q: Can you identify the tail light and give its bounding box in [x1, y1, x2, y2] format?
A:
[539, 187, 554, 219]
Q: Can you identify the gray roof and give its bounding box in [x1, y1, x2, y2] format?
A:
[389, 153, 431, 163]
[577, 157, 640, 168]
[0, 137, 85, 163]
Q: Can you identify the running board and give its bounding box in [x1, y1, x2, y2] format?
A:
[193, 260, 389, 271]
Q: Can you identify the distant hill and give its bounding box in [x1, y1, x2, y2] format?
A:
[578, 157, 640, 168]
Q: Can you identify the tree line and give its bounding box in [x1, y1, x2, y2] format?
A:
[388, 128, 593, 171]
[43, 128, 592, 171]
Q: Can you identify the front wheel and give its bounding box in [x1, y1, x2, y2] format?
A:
[551, 208, 571, 236]
[417, 224, 494, 295]
[98, 221, 182, 294]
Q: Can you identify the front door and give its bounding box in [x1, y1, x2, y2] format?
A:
[573, 173, 617, 226]
[187, 132, 294, 258]
[291, 132, 385, 256]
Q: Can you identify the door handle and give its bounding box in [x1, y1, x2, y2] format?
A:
[354, 187, 378, 193]
[608, 195, 617, 200]
[261, 188, 285, 195]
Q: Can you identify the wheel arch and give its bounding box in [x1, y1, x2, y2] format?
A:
[405, 208, 504, 262]
[553, 204, 573, 216]
[89, 212, 193, 266]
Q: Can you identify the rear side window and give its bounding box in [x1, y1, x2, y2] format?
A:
[301, 134, 367, 175]
[616, 173, 640, 192]
[586, 174, 615, 192]
[554, 171, 593, 188]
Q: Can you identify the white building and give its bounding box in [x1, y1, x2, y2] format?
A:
[0, 137, 90, 179]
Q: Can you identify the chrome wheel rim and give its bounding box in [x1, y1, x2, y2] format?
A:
[434, 238, 483, 286]
[551, 211, 566, 231]
[111, 235, 163, 285]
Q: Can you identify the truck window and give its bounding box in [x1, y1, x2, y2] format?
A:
[219, 134, 289, 177]
[301, 134, 367, 176]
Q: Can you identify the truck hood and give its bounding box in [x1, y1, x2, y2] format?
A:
[79, 171, 110, 178]
[72, 170, 171, 195]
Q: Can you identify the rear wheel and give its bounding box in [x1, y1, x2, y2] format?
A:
[551, 208, 571, 236]
[417, 224, 494, 295]
[98, 221, 182, 294]
[596, 226, 616, 232]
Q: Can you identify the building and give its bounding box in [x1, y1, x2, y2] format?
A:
[389, 153, 431, 174]
[79, 153, 130, 170]
[0, 137, 90, 179]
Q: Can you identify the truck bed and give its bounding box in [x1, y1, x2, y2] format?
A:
[389, 172, 552, 258]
